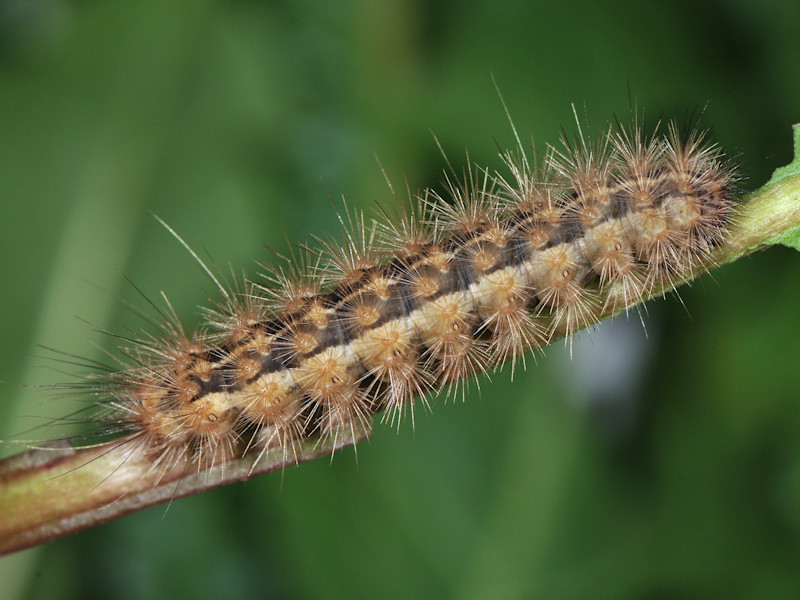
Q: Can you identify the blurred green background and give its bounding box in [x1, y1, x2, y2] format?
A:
[1, 0, 800, 598]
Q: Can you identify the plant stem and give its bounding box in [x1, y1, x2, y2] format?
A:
[0, 429, 369, 555]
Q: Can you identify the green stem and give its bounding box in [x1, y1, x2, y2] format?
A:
[0, 430, 368, 556]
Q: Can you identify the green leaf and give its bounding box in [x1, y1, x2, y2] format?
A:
[767, 124, 800, 186]
[752, 124, 800, 251]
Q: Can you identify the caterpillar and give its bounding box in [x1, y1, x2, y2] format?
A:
[58, 112, 735, 467]
[0, 108, 744, 554]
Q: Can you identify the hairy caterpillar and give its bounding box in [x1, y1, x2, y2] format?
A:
[124, 116, 731, 461]
[75, 116, 732, 467]
[0, 109, 745, 554]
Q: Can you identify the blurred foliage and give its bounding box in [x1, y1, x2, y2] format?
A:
[1, 0, 800, 598]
